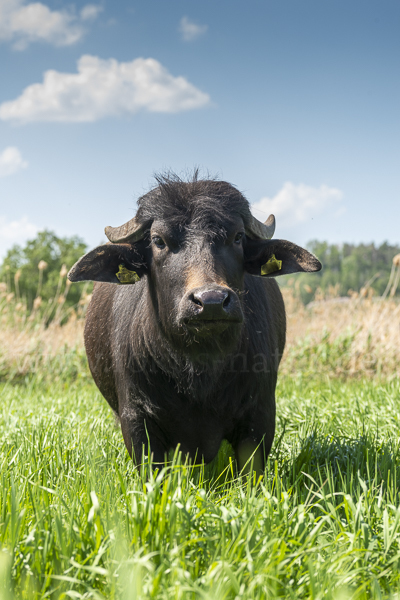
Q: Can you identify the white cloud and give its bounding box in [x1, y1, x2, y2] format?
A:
[179, 16, 207, 42]
[252, 182, 344, 229]
[0, 146, 28, 177]
[0, 0, 101, 49]
[0, 54, 211, 123]
[80, 4, 103, 21]
[0, 215, 38, 257]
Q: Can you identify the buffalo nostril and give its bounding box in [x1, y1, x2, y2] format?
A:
[222, 295, 230, 309]
[190, 293, 203, 307]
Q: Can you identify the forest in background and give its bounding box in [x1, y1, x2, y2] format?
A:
[277, 239, 400, 303]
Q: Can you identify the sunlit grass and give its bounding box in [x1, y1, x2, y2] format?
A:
[1, 376, 400, 599]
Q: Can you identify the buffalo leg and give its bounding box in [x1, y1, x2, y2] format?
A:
[233, 409, 275, 477]
[120, 414, 167, 467]
[235, 439, 265, 476]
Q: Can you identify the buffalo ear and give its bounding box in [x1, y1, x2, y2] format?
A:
[68, 244, 147, 284]
[244, 239, 322, 277]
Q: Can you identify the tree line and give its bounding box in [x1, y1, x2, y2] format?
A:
[290, 240, 400, 303]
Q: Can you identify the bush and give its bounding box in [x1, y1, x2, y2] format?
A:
[0, 230, 90, 321]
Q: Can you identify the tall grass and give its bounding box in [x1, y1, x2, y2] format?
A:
[0, 276, 91, 383]
[1, 378, 400, 598]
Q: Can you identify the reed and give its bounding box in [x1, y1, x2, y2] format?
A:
[0, 265, 91, 382]
[282, 287, 400, 379]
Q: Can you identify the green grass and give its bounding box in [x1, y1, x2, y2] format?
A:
[1, 376, 400, 599]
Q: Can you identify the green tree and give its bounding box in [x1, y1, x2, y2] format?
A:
[0, 230, 88, 312]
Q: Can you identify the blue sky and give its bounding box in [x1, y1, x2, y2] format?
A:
[0, 0, 399, 258]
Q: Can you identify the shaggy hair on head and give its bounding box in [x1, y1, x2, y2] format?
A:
[136, 171, 253, 235]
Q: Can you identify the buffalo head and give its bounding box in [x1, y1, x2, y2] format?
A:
[68, 175, 321, 359]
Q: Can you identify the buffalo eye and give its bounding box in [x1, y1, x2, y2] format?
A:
[234, 232, 244, 244]
[152, 236, 166, 249]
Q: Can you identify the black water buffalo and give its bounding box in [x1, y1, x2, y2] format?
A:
[68, 174, 321, 473]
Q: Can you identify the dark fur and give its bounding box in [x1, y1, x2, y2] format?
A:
[69, 173, 321, 471]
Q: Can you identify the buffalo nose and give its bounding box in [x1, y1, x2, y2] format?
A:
[191, 289, 231, 318]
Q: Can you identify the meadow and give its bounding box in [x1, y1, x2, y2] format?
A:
[1, 280, 400, 599]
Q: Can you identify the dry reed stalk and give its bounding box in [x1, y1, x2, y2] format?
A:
[14, 269, 21, 300]
[381, 253, 400, 299]
[36, 260, 48, 298]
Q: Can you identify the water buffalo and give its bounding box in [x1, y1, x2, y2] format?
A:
[68, 173, 321, 473]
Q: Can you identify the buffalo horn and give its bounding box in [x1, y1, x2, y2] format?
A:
[105, 217, 148, 243]
[245, 213, 275, 240]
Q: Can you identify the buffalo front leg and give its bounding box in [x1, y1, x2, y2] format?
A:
[233, 408, 275, 477]
[235, 438, 266, 477]
[120, 412, 167, 467]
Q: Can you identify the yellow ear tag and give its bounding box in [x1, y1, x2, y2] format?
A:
[261, 254, 282, 276]
[116, 264, 140, 284]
